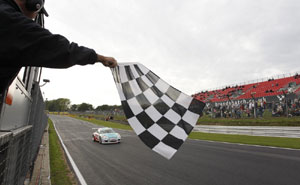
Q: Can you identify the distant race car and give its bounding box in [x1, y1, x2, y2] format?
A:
[92, 127, 121, 144]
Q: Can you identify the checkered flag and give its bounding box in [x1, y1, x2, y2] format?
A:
[111, 63, 205, 159]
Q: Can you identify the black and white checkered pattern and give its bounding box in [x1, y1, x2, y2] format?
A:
[111, 63, 205, 159]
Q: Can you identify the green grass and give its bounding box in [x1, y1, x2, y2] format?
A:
[74, 113, 128, 122]
[70, 112, 300, 126]
[198, 114, 300, 126]
[189, 132, 300, 149]
[73, 116, 132, 130]
[48, 119, 75, 185]
[70, 115, 300, 150]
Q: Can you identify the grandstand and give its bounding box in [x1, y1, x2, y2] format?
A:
[193, 73, 300, 103]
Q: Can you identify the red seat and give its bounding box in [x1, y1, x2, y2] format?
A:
[195, 75, 299, 103]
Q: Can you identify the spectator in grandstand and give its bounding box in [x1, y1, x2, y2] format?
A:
[278, 103, 284, 116]
[246, 106, 251, 117]
[256, 101, 260, 117]
[257, 100, 264, 117]
[249, 101, 255, 117]
[290, 100, 300, 116]
[0, 0, 118, 95]
[221, 105, 226, 118]
[234, 103, 241, 118]
[272, 102, 277, 112]
[224, 108, 230, 118]
[272, 109, 280, 117]
[273, 103, 285, 117]
[270, 101, 275, 112]
[296, 99, 300, 109]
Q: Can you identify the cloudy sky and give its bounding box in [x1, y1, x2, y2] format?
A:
[41, 0, 300, 107]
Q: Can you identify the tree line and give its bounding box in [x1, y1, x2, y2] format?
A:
[45, 98, 122, 112]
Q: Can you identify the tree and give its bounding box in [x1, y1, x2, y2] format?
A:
[70, 104, 78, 111]
[95, 104, 109, 111]
[77, 103, 94, 112]
[57, 98, 71, 112]
[45, 98, 70, 111]
[95, 104, 122, 111]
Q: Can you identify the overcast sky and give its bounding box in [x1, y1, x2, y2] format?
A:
[41, 0, 300, 107]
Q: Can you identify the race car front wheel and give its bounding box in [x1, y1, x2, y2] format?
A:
[99, 137, 102, 144]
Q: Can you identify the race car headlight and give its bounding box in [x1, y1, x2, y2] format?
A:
[117, 133, 121, 139]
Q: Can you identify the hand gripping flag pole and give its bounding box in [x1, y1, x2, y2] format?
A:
[111, 63, 205, 159]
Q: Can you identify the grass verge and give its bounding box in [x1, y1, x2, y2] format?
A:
[48, 119, 76, 185]
[71, 115, 132, 130]
[189, 132, 300, 149]
[67, 112, 300, 126]
[70, 115, 300, 150]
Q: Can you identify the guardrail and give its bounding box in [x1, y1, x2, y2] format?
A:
[193, 125, 300, 138]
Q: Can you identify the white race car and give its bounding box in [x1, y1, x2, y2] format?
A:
[92, 127, 121, 144]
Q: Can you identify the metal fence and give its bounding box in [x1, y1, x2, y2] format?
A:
[69, 110, 125, 117]
[29, 83, 49, 163]
[0, 83, 48, 185]
[6, 126, 32, 185]
[0, 132, 11, 185]
[193, 125, 300, 138]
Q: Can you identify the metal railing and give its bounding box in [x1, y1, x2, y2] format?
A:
[6, 126, 32, 185]
[0, 132, 11, 185]
[0, 83, 48, 185]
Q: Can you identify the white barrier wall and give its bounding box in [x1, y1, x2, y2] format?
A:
[193, 125, 300, 138]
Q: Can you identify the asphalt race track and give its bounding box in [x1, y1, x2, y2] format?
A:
[50, 115, 300, 185]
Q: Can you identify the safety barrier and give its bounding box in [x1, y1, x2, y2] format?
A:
[0, 83, 48, 185]
[0, 132, 11, 185]
[193, 125, 300, 138]
[5, 126, 32, 185]
[29, 84, 49, 163]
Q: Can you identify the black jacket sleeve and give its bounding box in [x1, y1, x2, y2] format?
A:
[0, 1, 98, 69]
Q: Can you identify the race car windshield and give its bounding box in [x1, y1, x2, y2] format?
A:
[100, 129, 114, 134]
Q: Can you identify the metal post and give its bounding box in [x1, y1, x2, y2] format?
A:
[282, 90, 288, 117]
[251, 92, 257, 118]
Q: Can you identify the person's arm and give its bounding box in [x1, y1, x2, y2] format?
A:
[0, 5, 117, 68]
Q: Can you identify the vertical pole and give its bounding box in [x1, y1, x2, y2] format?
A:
[253, 99, 257, 118]
[251, 92, 257, 118]
[286, 95, 288, 117]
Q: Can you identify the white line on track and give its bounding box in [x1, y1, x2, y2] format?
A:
[52, 120, 87, 185]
